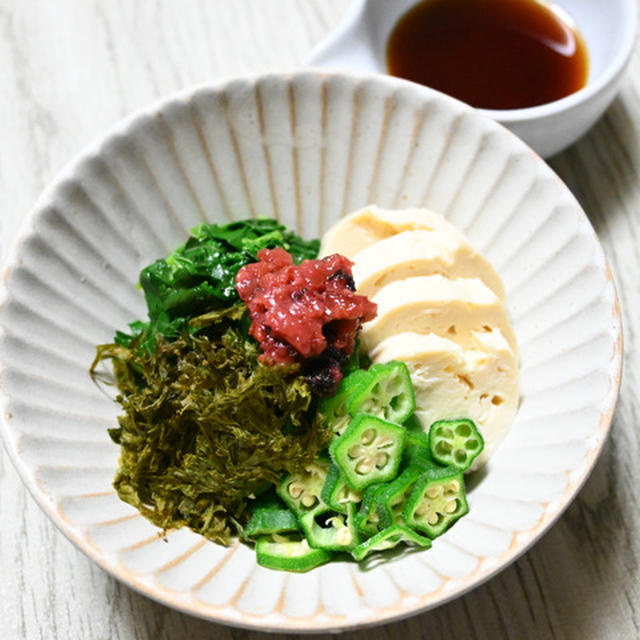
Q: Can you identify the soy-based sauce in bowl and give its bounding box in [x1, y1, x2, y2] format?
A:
[387, 0, 588, 110]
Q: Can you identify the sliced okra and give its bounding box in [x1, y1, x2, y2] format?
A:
[354, 484, 385, 537]
[277, 460, 330, 516]
[348, 361, 415, 424]
[300, 502, 360, 551]
[329, 414, 406, 491]
[245, 506, 300, 538]
[403, 469, 468, 538]
[402, 428, 433, 470]
[351, 525, 432, 561]
[319, 369, 372, 438]
[256, 533, 331, 572]
[428, 419, 484, 471]
[375, 466, 423, 529]
[321, 463, 363, 513]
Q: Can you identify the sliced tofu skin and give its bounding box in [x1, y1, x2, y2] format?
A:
[370, 331, 519, 471]
[352, 229, 506, 300]
[319, 204, 466, 258]
[361, 275, 518, 355]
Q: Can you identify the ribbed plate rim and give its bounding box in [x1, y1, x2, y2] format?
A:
[0, 69, 623, 633]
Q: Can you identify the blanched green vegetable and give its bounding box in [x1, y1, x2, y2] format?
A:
[348, 361, 415, 424]
[318, 369, 371, 438]
[402, 428, 433, 470]
[256, 534, 331, 572]
[403, 468, 468, 538]
[300, 503, 360, 551]
[428, 418, 484, 471]
[354, 484, 385, 537]
[92, 306, 329, 546]
[119, 219, 319, 352]
[351, 525, 431, 561]
[277, 460, 330, 516]
[320, 463, 363, 513]
[245, 505, 300, 538]
[375, 466, 423, 529]
[329, 414, 406, 491]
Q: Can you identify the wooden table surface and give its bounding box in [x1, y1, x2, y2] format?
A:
[0, 2, 638, 639]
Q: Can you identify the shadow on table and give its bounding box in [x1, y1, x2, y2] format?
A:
[110, 99, 636, 640]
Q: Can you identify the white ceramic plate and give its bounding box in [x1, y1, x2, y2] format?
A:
[0, 71, 621, 632]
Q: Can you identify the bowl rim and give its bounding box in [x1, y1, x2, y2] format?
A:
[0, 69, 623, 633]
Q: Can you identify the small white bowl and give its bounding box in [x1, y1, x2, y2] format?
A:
[307, 0, 638, 157]
[0, 71, 622, 631]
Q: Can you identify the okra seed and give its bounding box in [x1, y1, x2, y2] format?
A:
[436, 441, 452, 455]
[288, 483, 303, 498]
[361, 429, 376, 444]
[426, 486, 443, 499]
[455, 423, 472, 437]
[334, 415, 350, 436]
[356, 459, 374, 474]
[336, 527, 352, 546]
[377, 437, 393, 448]
[348, 444, 366, 458]
[301, 494, 317, 508]
[362, 400, 376, 413]
[444, 499, 458, 513]
[445, 481, 460, 493]
[442, 427, 454, 439]
[375, 452, 388, 468]
[416, 502, 429, 515]
[455, 450, 467, 464]
[427, 512, 440, 525]
[466, 439, 479, 450]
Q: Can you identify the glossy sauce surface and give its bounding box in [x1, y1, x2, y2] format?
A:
[387, 0, 589, 110]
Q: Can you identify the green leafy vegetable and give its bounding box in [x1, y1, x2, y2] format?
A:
[92, 304, 330, 546]
[121, 219, 319, 352]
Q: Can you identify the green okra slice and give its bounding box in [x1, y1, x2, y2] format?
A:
[354, 483, 385, 537]
[402, 428, 433, 470]
[375, 466, 423, 529]
[277, 459, 330, 516]
[329, 414, 406, 491]
[351, 525, 431, 561]
[403, 468, 468, 538]
[321, 463, 363, 513]
[428, 419, 484, 471]
[319, 369, 372, 438]
[256, 534, 331, 572]
[245, 488, 300, 537]
[245, 506, 300, 538]
[347, 361, 415, 424]
[300, 502, 360, 551]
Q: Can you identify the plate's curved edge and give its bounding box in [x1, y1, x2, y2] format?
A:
[0, 69, 624, 633]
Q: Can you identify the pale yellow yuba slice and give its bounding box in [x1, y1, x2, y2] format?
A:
[370, 330, 519, 470]
[352, 228, 505, 300]
[361, 274, 518, 355]
[319, 205, 466, 259]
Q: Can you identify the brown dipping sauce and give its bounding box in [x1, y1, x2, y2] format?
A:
[387, 0, 589, 110]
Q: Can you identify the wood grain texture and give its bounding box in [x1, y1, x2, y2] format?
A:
[0, 1, 638, 639]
